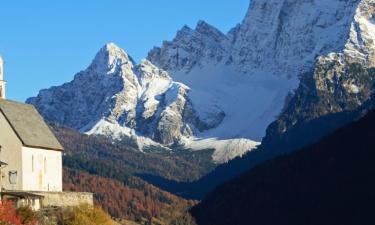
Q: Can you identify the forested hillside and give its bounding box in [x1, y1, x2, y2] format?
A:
[63, 169, 196, 224]
[52, 123, 202, 224]
[191, 108, 375, 225]
[51, 123, 215, 182]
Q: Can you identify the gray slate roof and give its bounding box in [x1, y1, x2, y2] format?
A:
[0, 99, 63, 151]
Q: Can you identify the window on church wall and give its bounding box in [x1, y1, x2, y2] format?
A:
[44, 157, 47, 174]
[32, 155, 34, 172]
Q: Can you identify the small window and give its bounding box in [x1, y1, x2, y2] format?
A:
[9, 170, 17, 185]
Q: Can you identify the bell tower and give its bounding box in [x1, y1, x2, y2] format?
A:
[0, 56, 5, 99]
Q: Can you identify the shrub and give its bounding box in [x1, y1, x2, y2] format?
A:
[170, 213, 197, 225]
[0, 200, 22, 225]
[62, 204, 116, 225]
[16, 206, 38, 225]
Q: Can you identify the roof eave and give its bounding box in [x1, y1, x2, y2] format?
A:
[22, 144, 64, 152]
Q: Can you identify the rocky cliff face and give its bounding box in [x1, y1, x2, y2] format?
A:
[266, 0, 375, 138]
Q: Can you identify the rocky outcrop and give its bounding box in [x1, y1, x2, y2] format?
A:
[266, 0, 375, 138]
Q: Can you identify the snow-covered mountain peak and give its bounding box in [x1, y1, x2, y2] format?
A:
[173, 21, 226, 43]
[148, 21, 229, 74]
[195, 20, 226, 40]
[99, 42, 130, 61]
[90, 42, 135, 75]
[176, 25, 194, 39]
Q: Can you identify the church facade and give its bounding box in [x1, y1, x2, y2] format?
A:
[0, 102, 63, 192]
[0, 56, 93, 210]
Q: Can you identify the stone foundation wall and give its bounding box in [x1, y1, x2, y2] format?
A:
[31, 191, 93, 208]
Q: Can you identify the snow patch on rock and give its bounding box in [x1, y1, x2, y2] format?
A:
[184, 137, 260, 163]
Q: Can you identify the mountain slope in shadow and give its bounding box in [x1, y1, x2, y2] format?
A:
[191, 105, 375, 225]
[140, 96, 375, 199]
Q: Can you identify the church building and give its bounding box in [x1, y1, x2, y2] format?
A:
[0, 56, 79, 210]
[0, 56, 93, 210]
[0, 56, 63, 192]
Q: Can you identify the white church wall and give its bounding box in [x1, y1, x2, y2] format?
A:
[22, 147, 62, 192]
[0, 112, 23, 190]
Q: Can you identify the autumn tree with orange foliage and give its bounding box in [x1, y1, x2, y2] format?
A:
[0, 200, 22, 225]
[64, 169, 197, 224]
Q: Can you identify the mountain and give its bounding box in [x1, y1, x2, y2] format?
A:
[148, 0, 375, 142]
[28, 0, 375, 197]
[149, 19, 299, 144]
[28, 0, 375, 164]
[191, 104, 375, 225]
[138, 0, 375, 199]
[27, 43, 202, 146]
[27, 43, 258, 163]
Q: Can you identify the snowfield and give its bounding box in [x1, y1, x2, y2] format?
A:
[172, 64, 299, 141]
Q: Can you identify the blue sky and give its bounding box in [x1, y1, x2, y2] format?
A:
[0, 0, 249, 102]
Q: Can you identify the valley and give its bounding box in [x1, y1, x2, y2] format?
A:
[4, 0, 375, 224]
[192, 100, 375, 225]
